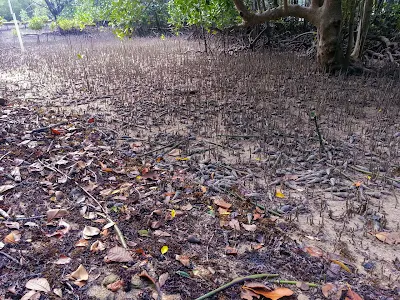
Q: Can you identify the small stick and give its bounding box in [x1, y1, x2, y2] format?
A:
[271, 279, 320, 287]
[0, 151, 10, 161]
[39, 160, 128, 248]
[29, 121, 68, 134]
[0, 251, 21, 265]
[138, 140, 184, 157]
[195, 273, 279, 300]
[310, 110, 325, 153]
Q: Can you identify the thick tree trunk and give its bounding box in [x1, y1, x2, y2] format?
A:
[233, 0, 344, 71]
[351, 0, 373, 59]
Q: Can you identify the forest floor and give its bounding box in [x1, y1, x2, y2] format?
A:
[0, 35, 400, 300]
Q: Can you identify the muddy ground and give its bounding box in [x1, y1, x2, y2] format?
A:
[0, 34, 399, 300]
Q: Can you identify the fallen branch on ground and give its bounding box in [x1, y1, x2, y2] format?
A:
[195, 273, 279, 300]
[39, 160, 128, 248]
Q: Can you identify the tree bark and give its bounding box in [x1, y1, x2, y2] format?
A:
[351, 0, 373, 59]
[232, 0, 344, 71]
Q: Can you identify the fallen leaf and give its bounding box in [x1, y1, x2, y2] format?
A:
[346, 287, 363, 300]
[82, 226, 100, 238]
[67, 264, 89, 282]
[46, 209, 68, 221]
[159, 273, 169, 288]
[243, 286, 293, 300]
[242, 223, 257, 232]
[331, 259, 352, 273]
[90, 240, 106, 252]
[4, 231, 21, 244]
[139, 270, 156, 284]
[275, 189, 285, 198]
[304, 246, 324, 257]
[168, 148, 182, 157]
[138, 229, 150, 237]
[375, 231, 400, 245]
[53, 288, 62, 297]
[75, 238, 89, 247]
[213, 197, 232, 209]
[104, 246, 133, 262]
[322, 283, 336, 298]
[229, 219, 240, 231]
[161, 245, 169, 255]
[21, 290, 41, 300]
[107, 280, 124, 292]
[241, 288, 260, 300]
[181, 203, 193, 211]
[25, 278, 51, 293]
[0, 184, 15, 194]
[154, 230, 171, 237]
[4, 221, 20, 230]
[53, 255, 71, 265]
[176, 254, 190, 267]
[225, 246, 238, 255]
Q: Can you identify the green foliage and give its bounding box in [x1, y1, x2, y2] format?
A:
[0, 15, 4, 26]
[167, 0, 240, 30]
[49, 21, 57, 31]
[28, 15, 47, 30]
[20, 9, 30, 23]
[104, 0, 169, 38]
[0, 0, 31, 21]
[57, 17, 78, 31]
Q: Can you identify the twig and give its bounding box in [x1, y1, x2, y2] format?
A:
[38, 160, 128, 248]
[138, 140, 185, 157]
[0, 151, 10, 161]
[29, 121, 68, 134]
[0, 251, 21, 265]
[311, 111, 325, 153]
[271, 279, 319, 287]
[203, 140, 233, 150]
[195, 273, 279, 300]
[348, 165, 400, 184]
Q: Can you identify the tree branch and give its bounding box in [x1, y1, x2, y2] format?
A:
[233, 0, 319, 27]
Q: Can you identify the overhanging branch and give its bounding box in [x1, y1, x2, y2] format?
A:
[233, 0, 320, 27]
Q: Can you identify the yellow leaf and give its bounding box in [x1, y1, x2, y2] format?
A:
[331, 259, 352, 273]
[161, 245, 168, 255]
[170, 209, 176, 219]
[176, 157, 190, 161]
[275, 189, 285, 198]
[367, 175, 372, 180]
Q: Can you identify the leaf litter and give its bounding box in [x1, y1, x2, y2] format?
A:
[0, 37, 399, 300]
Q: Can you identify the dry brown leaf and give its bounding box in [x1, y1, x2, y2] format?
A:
[25, 278, 51, 293]
[321, 283, 337, 298]
[375, 231, 400, 245]
[21, 290, 41, 300]
[244, 287, 293, 300]
[346, 287, 363, 300]
[75, 238, 89, 247]
[104, 246, 133, 263]
[242, 223, 257, 232]
[90, 240, 106, 252]
[225, 246, 238, 255]
[229, 219, 240, 231]
[154, 230, 171, 237]
[181, 203, 193, 211]
[67, 264, 89, 282]
[151, 220, 164, 229]
[46, 209, 68, 222]
[4, 231, 21, 244]
[176, 254, 190, 267]
[213, 197, 232, 209]
[159, 273, 169, 288]
[53, 255, 71, 265]
[139, 270, 156, 285]
[241, 288, 260, 300]
[107, 280, 124, 292]
[304, 246, 324, 257]
[82, 225, 100, 238]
